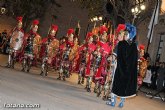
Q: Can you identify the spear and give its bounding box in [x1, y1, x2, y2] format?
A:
[109, 23, 113, 42]
[75, 20, 81, 37]
[112, 27, 116, 53]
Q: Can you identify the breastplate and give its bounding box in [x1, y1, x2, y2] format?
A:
[25, 34, 34, 54]
[63, 48, 70, 60]
[95, 55, 102, 67]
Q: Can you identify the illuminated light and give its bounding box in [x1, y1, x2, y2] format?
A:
[99, 16, 103, 21]
[140, 4, 146, 10]
[95, 17, 98, 21]
[131, 8, 135, 13]
[1, 7, 6, 14]
[135, 7, 139, 13]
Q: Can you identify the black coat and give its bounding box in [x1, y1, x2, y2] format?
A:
[112, 40, 138, 98]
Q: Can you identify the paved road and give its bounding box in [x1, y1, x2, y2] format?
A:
[0, 54, 164, 110]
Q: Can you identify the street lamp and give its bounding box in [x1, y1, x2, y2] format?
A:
[131, 3, 146, 24]
[99, 16, 103, 21]
[140, 4, 146, 10]
[85, 16, 103, 37]
[0, 7, 6, 15]
[91, 16, 103, 28]
[91, 16, 103, 22]
[131, 8, 135, 13]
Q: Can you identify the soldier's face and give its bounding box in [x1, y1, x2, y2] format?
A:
[17, 22, 22, 29]
[124, 32, 129, 41]
[88, 37, 93, 43]
[50, 30, 56, 37]
[118, 31, 124, 41]
[32, 25, 38, 33]
[102, 32, 107, 41]
[140, 49, 145, 57]
[74, 38, 78, 44]
[68, 34, 74, 42]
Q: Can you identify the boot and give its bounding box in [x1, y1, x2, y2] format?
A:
[106, 95, 116, 107]
[40, 71, 43, 76]
[118, 98, 125, 108]
[6, 63, 11, 68]
[81, 78, 84, 84]
[62, 76, 66, 81]
[27, 69, 30, 73]
[94, 87, 97, 93]
[78, 74, 81, 84]
[87, 87, 91, 92]
[21, 68, 25, 72]
[45, 72, 48, 76]
[78, 80, 81, 84]
[87, 83, 91, 92]
[57, 76, 61, 80]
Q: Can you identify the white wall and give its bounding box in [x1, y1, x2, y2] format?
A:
[137, 14, 165, 63]
[0, 15, 16, 33]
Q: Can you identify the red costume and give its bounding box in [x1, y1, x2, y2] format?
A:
[40, 24, 59, 76]
[22, 20, 41, 72]
[57, 28, 75, 81]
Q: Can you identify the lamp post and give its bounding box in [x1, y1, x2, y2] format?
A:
[91, 16, 103, 28]
[131, 3, 146, 25]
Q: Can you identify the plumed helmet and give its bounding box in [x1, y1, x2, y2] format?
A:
[125, 23, 136, 40]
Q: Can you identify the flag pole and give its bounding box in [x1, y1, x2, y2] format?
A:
[146, 0, 159, 52]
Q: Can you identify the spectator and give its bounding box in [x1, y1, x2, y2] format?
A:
[157, 62, 165, 91]
[151, 62, 160, 89]
[0, 33, 2, 45]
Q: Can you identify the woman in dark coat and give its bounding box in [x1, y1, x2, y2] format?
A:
[107, 24, 138, 108]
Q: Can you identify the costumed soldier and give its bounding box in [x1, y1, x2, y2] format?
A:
[57, 28, 74, 81]
[69, 37, 79, 72]
[137, 44, 148, 88]
[93, 25, 112, 97]
[85, 32, 96, 92]
[6, 16, 24, 68]
[22, 20, 41, 72]
[77, 33, 93, 84]
[77, 43, 87, 84]
[55, 36, 66, 70]
[40, 24, 59, 76]
[107, 23, 138, 108]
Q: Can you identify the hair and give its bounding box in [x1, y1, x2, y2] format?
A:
[147, 65, 152, 70]
[132, 35, 136, 42]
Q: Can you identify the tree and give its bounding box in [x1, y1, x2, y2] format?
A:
[76, 0, 104, 18]
[2, 0, 61, 31]
[76, 0, 157, 27]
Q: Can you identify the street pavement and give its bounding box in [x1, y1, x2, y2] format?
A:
[0, 54, 165, 110]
